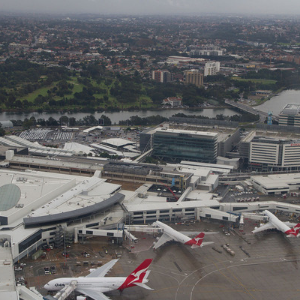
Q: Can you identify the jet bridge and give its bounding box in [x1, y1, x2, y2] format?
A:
[53, 280, 78, 300]
[220, 201, 300, 214]
[74, 227, 123, 243]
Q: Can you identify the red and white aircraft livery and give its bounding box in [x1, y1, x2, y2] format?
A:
[252, 210, 300, 237]
[44, 259, 153, 300]
[153, 220, 214, 249]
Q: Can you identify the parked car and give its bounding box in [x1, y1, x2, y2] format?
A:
[62, 252, 69, 258]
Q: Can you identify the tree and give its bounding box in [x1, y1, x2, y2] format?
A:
[0, 124, 5, 136]
[47, 117, 58, 126]
[69, 117, 76, 126]
[100, 115, 111, 126]
[23, 118, 33, 130]
[59, 116, 69, 126]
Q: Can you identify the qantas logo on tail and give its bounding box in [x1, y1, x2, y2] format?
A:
[285, 223, 300, 237]
[118, 259, 152, 290]
[184, 232, 205, 247]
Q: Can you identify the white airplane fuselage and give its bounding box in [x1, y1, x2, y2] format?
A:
[154, 221, 190, 244]
[264, 210, 291, 233]
[45, 277, 130, 293]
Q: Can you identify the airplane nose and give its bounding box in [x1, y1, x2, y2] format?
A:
[44, 284, 49, 289]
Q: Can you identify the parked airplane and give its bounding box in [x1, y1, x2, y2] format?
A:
[252, 210, 300, 237]
[44, 259, 153, 300]
[152, 220, 214, 249]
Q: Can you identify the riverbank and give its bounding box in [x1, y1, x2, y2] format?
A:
[0, 107, 239, 123]
[2, 105, 228, 115]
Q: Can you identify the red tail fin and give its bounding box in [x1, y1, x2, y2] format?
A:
[286, 224, 300, 237]
[118, 259, 153, 290]
[293, 223, 300, 235]
[184, 232, 205, 248]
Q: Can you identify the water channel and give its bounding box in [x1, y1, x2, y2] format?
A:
[3, 89, 299, 124]
[0, 108, 239, 124]
[255, 89, 300, 115]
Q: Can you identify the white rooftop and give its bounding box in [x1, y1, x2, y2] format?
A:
[155, 127, 218, 137]
[83, 126, 103, 133]
[280, 104, 300, 116]
[91, 143, 139, 158]
[101, 138, 135, 147]
[0, 246, 18, 300]
[28, 177, 120, 217]
[0, 170, 74, 222]
[63, 142, 94, 155]
[123, 188, 219, 212]
[251, 173, 300, 189]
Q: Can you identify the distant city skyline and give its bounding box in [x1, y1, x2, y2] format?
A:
[1, 0, 300, 16]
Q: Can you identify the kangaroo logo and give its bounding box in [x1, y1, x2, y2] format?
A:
[194, 237, 203, 245]
[127, 267, 147, 285]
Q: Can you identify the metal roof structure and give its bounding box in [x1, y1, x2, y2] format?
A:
[23, 192, 124, 228]
[101, 138, 135, 147]
[0, 184, 21, 211]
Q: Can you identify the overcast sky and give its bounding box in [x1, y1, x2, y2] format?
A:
[1, 0, 300, 15]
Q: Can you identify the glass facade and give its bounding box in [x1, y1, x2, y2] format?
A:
[153, 131, 217, 163]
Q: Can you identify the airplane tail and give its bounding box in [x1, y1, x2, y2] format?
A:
[185, 232, 205, 248]
[293, 223, 300, 236]
[118, 259, 153, 290]
[286, 223, 300, 237]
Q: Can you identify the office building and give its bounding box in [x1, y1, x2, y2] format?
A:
[279, 104, 300, 127]
[241, 130, 300, 171]
[152, 128, 218, 163]
[140, 124, 240, 162]
[184, 69, 203, 87]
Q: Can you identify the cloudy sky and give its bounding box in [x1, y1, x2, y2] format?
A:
[1, 0, 300, 15]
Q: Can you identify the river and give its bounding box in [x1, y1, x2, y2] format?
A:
[255, 89, 300, 115]
[0, 108, 239, 124]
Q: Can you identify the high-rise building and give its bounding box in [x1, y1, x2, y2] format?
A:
[204, 61, 220, 77]
[152, 70, 172, 83]
[152, 128, 217, 163]
[184, 70, 203, 87]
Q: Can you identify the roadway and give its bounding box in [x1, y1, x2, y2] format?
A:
[225, 99, 279, 123]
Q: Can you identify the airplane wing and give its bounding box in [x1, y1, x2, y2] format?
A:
[201, 242, 214, 247]
[179, 231, 218, 236]
[86, 259, 119, 278]
[77, 288, 111, 300]
[252, 222, 276, 234]
[153, 233, 173, 249]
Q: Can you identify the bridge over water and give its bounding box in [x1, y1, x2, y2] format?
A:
[225, 99, 279, 123]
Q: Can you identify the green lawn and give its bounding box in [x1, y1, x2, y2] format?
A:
[232, 77, 277, 84]
[20, 85, 55, 102]
[17, 76, 157, 110]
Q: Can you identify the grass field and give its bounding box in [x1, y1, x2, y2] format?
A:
[232, 77, 277, 84]
[20, 85, 54, 102]
[17, 76, 157, 110]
